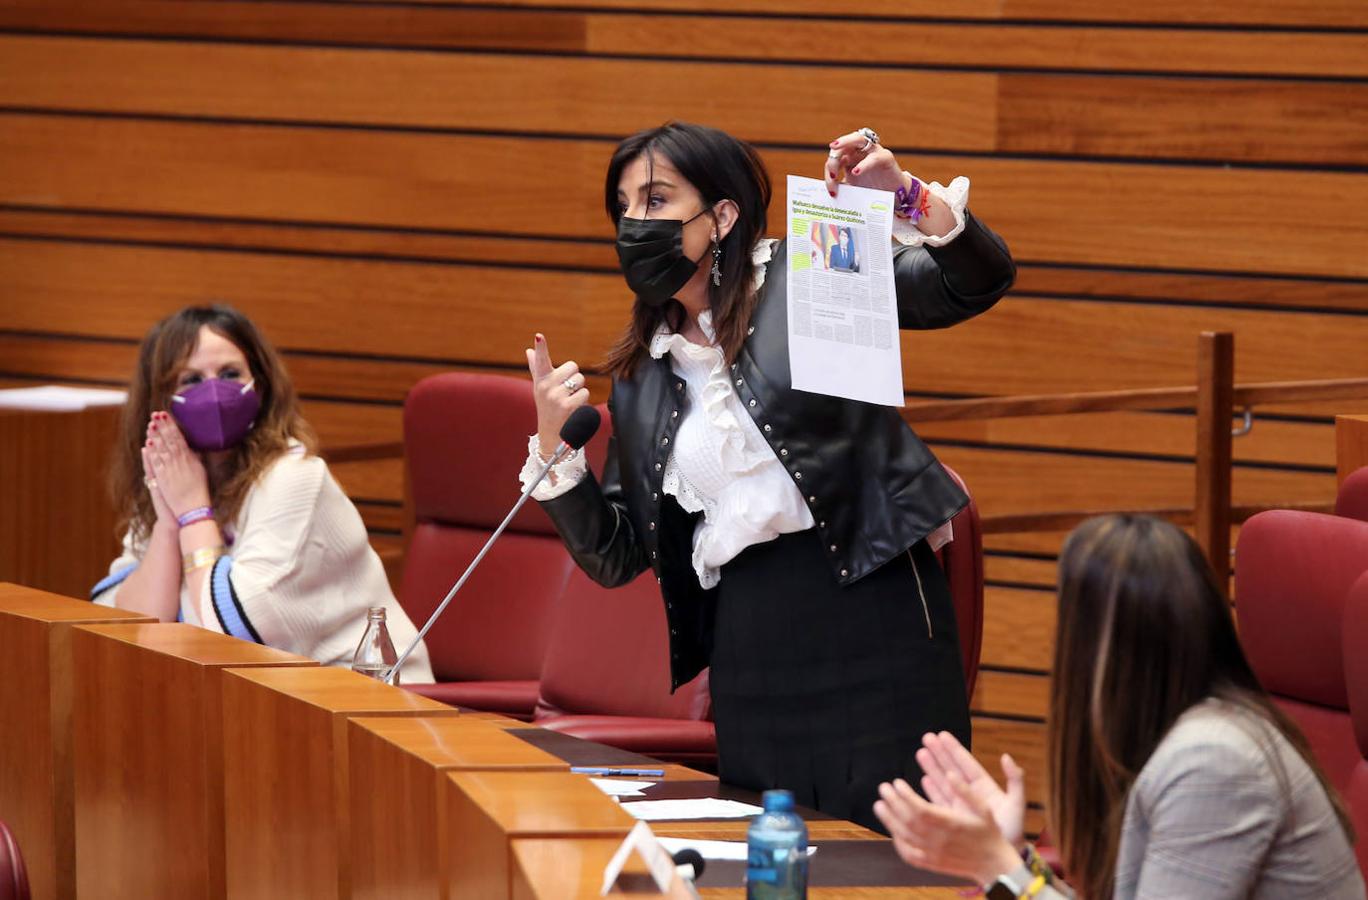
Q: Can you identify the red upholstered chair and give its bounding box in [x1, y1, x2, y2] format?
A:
[0, 819, 30, 900]
[1235, 510, 1368, 793]
[533, 568, 715, 768]
[1340, 570, 1368, 877]
[1337, 466, 1368, 523]
[397, 373, 608, 720]
[938, 465, 985, 697]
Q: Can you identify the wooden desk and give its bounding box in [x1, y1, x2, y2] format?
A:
[70, 623, 318, 900]
[0, 584, 153, 900]
[0, 403, 121, 598]
[220, 666, 459, 900]
[1337, 414, 1368, 484]
[347, 715, 569, 900]
[511, 836, 966, 899]
[444, 770, 635, 900]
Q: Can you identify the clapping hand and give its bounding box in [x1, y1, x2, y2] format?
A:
[918, 730, 1026, 848]
[872, 731, 1026, 885]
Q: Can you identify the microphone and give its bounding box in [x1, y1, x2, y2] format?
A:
[385, 405, 602, 683]
[672, 848, 706, 882]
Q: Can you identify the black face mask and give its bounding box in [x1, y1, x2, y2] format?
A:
[614, 207, 711, 307]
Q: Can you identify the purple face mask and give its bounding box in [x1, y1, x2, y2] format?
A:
[169, 378, 261, 452]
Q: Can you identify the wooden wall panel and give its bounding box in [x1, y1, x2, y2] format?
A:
[216, 0, 1368, 29]
[5, 240, 1366, 404]
[3, 0, 1365, 819]
[5, 113, 1368, 277]
[3, 5, 1367, 78]
[0, 37, 998, 151]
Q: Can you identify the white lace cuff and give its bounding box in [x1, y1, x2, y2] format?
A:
[891, 175, 970, 249]
[519, 434, 588, 501]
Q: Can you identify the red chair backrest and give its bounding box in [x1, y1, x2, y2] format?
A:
[938, 465, 984, 697]
[1342, 570, 1368, 878]
[1337, 467, 1368, 523]
[533, 567, 710, 721]
[398, 373, 609, 681]
[1236, 510, 1368, 792]
[0, 819, 30, 900]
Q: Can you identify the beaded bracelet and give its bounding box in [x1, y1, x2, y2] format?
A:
[182, 545, 225, 574]
[177, 506, 214, 528]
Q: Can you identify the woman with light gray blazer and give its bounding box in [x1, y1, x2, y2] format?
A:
[873, 514, 1364, 900]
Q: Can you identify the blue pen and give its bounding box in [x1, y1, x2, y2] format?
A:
[570, 766, 665, 777]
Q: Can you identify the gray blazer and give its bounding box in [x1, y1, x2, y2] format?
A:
[1035, 698, 1363, 899]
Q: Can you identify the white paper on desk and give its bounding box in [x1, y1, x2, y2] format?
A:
[0, 385, 128, 411]
[619, 798, 764, 821]
[786, 175, 904, 407]
[656, 837, 818, 861]
[590, 777, 654, 797]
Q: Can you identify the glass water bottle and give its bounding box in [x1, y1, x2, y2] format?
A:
[351, 606, 399, 684]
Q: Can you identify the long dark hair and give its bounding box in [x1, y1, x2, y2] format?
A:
[111, 304, 317, 547]
[602, 122, 771, 379]
[1047, 514, 1352, 900]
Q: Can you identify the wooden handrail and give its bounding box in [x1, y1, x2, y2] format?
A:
[906, 332, 1368, 582]
[1232, 378, 1368, 407]
[902, 377, 1368, 424]
[903, 387, 1196, 422]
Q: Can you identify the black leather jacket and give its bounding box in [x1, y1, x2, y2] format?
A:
[542, 211, 1015, 689]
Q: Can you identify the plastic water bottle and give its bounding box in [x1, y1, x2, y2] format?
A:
[351, 607, 399, 684]
[746, 789, 808, 899]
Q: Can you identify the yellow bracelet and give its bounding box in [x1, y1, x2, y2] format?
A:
[182, 545, 225, 574]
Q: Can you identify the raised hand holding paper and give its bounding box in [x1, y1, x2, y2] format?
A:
[786, 174, 905, 407]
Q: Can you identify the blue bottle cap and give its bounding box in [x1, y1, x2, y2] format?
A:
[761, 789, 795, 812]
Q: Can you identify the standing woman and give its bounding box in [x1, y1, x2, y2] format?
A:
[94, 305, 432, 681]
[522, 122, 1013, 829]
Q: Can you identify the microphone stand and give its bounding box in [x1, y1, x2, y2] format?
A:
[385, 441, 573, 684]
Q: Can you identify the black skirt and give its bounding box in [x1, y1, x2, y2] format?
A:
[709, 528, 971, 833]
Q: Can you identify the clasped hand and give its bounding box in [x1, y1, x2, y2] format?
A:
[143, 411, 212, 526]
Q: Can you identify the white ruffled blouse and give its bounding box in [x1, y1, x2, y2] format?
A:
[522, 176, 969, 588]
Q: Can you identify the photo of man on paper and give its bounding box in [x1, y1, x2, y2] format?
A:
[827, 225, 862, 273]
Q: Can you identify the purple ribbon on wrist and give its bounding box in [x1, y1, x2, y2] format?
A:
[894, 180, 924, 222]
[177, 506, 214, 528]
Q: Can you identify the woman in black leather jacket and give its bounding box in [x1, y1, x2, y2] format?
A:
[521, 122, 1014, 830]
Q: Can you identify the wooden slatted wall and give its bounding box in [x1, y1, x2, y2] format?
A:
[2, 0, 1367, 826]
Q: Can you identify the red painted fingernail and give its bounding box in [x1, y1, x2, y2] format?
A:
[852, 168, 861, 175]
[830, 141, 839, 147]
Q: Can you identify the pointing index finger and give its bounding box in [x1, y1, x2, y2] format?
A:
[530, 333, 554, 380]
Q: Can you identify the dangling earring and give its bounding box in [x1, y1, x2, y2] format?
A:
[710, 234, 723, 287]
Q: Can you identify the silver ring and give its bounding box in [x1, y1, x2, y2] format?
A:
[563, 377, 578, 393]
[828, 149, 841, 159]
[857, 127, 880, 151]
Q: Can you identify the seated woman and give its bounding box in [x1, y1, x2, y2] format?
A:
[93, 305, 432, 681]
[874, 514, 1364, 900]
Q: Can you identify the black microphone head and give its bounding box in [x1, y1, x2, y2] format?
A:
[671, 848, 705, 879]
[559, 405, 601, 450]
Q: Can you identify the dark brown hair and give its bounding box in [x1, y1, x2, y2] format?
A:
[1047, 514, 1351, 900]
[111, 305, 317, 546]
[602, 121, 771, 378]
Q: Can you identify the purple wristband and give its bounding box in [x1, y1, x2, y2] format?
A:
[177, 506, 214, 528]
